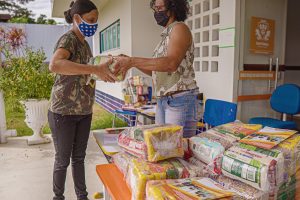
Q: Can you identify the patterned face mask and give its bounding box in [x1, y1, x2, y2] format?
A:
[76, 15, 98, 37]
[154, 11, 170, 27]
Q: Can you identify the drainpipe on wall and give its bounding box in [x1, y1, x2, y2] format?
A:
[0, 91, 17, 143]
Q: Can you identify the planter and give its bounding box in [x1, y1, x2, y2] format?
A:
[21, 99, 51, 145]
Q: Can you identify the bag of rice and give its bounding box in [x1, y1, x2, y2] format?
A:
[214, 175, 269, 200]
[190, 136, 225, 165]
[274, 176, 296, 200]
[188, 156, 222, 177]
[275, 134, 300, 181]
[296, 169, 300, 200]
[112, 152, 134, 178]
[128, 158, 203, 200]
[221, 145, 284, 192]
[118, 130, 148, 160]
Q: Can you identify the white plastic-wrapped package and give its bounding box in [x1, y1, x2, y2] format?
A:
[146, 178, 234, 200]
[188, 156, 222, 177]
[198, 129, 237, 150]
[118, 130, 147, 159]
[273, 175, 297, 200]
[125, 124, 162, 141]
[118, 124, 184, 162]
[190, 136, 225, 165]
[112, 152, 134, 177]
[237, 143, 285, 183]
[215, 175, 269, 200]
[274, 134, 300, 182]
[296, 169, 300, 199]
[221, 145, 284, 192]
[127, 158, 203, 200]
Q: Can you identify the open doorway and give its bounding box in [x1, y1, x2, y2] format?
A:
[284, 0, 300, 128]
[285, 0, 300, 86]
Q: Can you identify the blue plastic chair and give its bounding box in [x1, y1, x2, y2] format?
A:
[249, 84, 300, 130]
[203, 99, 237, 128]
[112, 109, 137, 127]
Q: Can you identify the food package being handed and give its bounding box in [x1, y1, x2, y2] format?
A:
[88, 55, 124, 83]
[112, 152, 134, 178]
[214, 175, 269, 200]
[128, 158, 203, 200]
[118, 124, 184, 162]
[146, 178, 233, 200]
[190, 136, 225, 165]
[212, 121, 262, 140]
[221, 145, 284, 192]
[274, 134, 300, 181]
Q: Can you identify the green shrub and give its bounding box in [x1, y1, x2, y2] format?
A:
[0, 48, 54, 110]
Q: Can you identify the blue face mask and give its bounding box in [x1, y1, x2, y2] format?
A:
[76, 16, 98, 37]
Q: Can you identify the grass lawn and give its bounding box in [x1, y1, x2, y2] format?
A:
[5, 102, 127, 137]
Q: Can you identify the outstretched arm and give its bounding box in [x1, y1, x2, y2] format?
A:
[49, 48, 117, 82]
[114, 23, 192, 76]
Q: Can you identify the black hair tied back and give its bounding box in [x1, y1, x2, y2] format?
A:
[64, 0, 97, 24]
[69, 1, 75, 8]
[64, 9, 73, 24]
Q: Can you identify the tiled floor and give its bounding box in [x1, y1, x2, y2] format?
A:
[0, 134, 107, 200]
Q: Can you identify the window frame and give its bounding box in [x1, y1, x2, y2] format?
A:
[99, 19, 120, 54]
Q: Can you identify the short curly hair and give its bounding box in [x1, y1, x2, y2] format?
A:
[150, 0, 190, 22]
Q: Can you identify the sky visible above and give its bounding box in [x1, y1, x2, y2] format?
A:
[24, 0, 65, 23]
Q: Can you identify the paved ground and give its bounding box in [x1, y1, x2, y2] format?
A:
[0, 134, 107, 200]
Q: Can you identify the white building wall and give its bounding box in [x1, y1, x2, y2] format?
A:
[0, 23, 72, 62]
[284, 0, 300, 87]
[187, 0, 237, 102]
[243, 0, 287, 65]
[131, 0, 162, 77]
[94, 0, 132, 99]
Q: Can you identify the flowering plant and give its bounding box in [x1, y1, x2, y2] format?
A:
[0, 26, 26, 60]
[0, 26, 54, 108]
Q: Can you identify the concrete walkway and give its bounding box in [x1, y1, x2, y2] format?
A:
[0, 134, 107, 200]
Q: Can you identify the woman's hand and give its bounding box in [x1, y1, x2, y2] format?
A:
[93, 57, 117, 82]
[114, 55, 132, 78]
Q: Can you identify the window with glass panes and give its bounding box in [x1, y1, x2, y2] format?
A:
[100, 20, 120, 53]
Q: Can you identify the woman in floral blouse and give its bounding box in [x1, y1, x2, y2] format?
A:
[115, 0, 200, 138]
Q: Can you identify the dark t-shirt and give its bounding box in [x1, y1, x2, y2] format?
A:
[49, 31, 95, 115]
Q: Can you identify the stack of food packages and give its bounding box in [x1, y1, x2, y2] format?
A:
[114, 124, 235, 200]
[122, 76, 151, 107]
[113, 122, 300, 200]
[190, 122, 300, 200]
[185, 121, 273, 199]
[273, 134, 300, 199]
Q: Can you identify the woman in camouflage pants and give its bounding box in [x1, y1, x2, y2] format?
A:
[48, 1, 116, 200]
